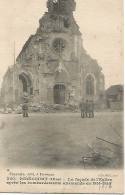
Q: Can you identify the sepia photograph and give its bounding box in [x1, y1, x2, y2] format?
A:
[0, 0, 124, 193]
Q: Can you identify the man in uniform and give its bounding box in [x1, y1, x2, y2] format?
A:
[88, 100, 94, 118]
[85, 100, 89, 117]
[22, 92, 29, 117]
[22, 102, 29, 117]
[79, 98, 85, 118]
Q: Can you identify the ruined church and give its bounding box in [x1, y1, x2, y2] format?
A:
[1, 0, 105, 106]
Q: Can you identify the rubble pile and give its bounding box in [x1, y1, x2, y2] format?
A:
[29, 103, 79, 113]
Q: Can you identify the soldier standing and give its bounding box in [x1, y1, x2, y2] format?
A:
[22, 93, 29, 117]
[22, 102, 29, 117]
[85, 100, 89, 117]
[88, 100, 94, 118]
[79, 98, 85, 118]
[91, 100, 94, 118]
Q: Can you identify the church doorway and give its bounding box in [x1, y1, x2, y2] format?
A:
[54, 84, 66, 105]
[19, 73, 33, 96]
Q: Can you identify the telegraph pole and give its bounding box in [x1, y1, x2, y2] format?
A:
[13, 41, 16, 65]
[13, 41, 16, 104]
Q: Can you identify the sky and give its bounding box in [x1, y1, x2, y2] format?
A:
[0, 0, 123, 89]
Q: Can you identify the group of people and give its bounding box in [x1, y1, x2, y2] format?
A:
[22, 97, 94, 118]
[79, 99, 94, 118]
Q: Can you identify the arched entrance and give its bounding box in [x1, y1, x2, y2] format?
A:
[54, 84, 66, 105]
[19, 73, 33, 96]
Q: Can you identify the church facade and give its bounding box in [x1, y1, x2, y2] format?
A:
[1, 0, 105, 107]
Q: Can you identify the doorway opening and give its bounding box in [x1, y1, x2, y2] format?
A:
[19, 73, 33, 95]
[54, 84, 66, 105]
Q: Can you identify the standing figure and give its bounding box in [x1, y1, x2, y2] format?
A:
[88, 100, 94, 118]
[79, 98, 85, 118]
[85, 100, 89, 117]
[22, 92, 29, 117]
[22, 102, 29, 117]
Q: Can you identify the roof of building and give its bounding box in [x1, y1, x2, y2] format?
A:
[106, 85, 123, 96]
[16, 35, 34, 61]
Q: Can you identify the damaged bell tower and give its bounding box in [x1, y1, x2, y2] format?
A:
[1, 0, 105, 106]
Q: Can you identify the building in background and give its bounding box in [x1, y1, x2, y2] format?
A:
[1, 0, 105, 107]
[106, 85, 123, 111]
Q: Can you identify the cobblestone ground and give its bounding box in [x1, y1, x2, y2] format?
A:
[0, 112, 123, 169]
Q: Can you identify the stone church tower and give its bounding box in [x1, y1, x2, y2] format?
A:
[1, 0, 105, 106]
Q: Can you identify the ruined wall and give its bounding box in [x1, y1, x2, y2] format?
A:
[1, 0, 105, 107]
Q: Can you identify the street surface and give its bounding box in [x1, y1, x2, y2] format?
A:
[0, 112, 123, 169]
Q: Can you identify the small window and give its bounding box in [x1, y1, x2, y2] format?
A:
[64, 18, 70, 28]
